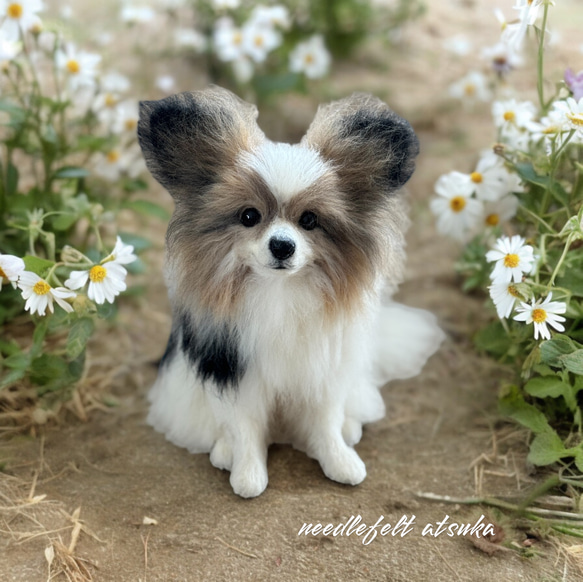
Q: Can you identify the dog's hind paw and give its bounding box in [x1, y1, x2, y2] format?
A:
[210, 437, 233, 471]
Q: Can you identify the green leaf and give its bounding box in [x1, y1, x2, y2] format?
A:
[474, 320, 511, 358]
[560, 350, 583, 375]
[556, 269, 583, 297]
[2, 352, 30, 370]
[121, 178, 149, 193]
[540, 336, 580, 367]
[30, 319, 49, 359]
[54, 166, 90, 179]
[527, 431, 567, 466]
[123, 199, 170, 220]
[0, 367, 26, 389]
[22, 256, 55, 277]
[30, 354, 68, 385]
[66, 317, 95, 360]
[51, 213, 77, 231]
[499, 385, 553, 434]
[524, 376, 571, 399]
[515, 163, 569, 206]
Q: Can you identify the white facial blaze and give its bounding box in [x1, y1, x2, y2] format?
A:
[240, 142, 329, 202]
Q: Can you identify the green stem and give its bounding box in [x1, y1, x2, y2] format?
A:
[537, 2, 550, 112]
[548, 233, 574, 288]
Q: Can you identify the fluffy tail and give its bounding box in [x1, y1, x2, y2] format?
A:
[374, 302, 445, 385]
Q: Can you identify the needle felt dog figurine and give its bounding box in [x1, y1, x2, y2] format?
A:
[138, 86, 444, 498]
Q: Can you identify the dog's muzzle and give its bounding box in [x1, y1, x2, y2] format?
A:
[269, 236, 296, 264]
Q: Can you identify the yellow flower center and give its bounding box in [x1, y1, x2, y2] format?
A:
[107, 150, 120, 164]
[503, 111, 515, 122]
[543, 126, 558, 134]
[33, 280, 51, 295]
[486, 213, 499, 226]
[304, 53, 315, 65]
[7, 3, 23, 19]
[567, 113, 583, 127]
[67, 59, 80, 74]
[0, 266, 7, 279]
[504, 253, 520, 268]
[532, 308, 547, 323]
[89, 265, 107, 283]
[254, 35, 264, 48]
[470, 172, 483, 183]
[124, 119, 137, 131]
[105, 94, 117, 108]
[449, 196, 466, 213]
[507, 284, 521, 298]
[464, 83, 476, 97]
[233, 32, 242, 45]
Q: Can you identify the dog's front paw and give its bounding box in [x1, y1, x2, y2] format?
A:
[210, 437, 233, 471]
[342, 418, 363, 447]
[230, 461, 268, 498]
[319, 447, 367, 486]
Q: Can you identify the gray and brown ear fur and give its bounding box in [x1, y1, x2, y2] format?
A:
[137, 86, 265, 197]
[301, 93, 419, 207]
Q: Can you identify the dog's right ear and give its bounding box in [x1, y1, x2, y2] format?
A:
[138, 86, 265, 197]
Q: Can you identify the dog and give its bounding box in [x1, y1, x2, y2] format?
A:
[137, 86, 444, 498]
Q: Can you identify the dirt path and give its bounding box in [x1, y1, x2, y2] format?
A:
[2, 0, 583, 580]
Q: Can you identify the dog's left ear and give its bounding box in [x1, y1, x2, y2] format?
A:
[301, 93, 419, 204]
[138, 86, 265, 198]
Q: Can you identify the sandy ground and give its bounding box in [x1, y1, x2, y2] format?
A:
[2, 0, 583, 580]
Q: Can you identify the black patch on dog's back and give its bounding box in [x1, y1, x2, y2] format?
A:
[179, 312, 244, 391]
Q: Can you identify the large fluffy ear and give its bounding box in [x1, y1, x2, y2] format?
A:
[138, 86, 265, 197]
[301, 93, 419, 205]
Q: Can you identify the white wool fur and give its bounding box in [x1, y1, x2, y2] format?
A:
[148, 271, 444, 498]
[240, 142, 329, 202]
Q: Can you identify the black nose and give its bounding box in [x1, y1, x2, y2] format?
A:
[269, 237, 296, 261]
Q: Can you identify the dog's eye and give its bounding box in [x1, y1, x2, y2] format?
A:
[299, 211, 318, 231]
[240, 208, 262, 227]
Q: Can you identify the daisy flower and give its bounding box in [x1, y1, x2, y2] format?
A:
[0, 37, 21, 61]
[483, 194, 519, 228]
[18, 271, 75, 316]
[65, 262, 128, 305]
[486, 235, 534, 283]
[249, 5, 290, 30]
[449, 71, 491, 103]
[241, 21, 281, 63]
[489, 280, 523, 319]
[94, 144, 144, 182]
[554, 97, 583, 135]
[174, 28, 206, 52]
[289, 35, 331, 80]
[469, 152, 512, 201]
[0, 253, 24, 290]
[211, 0, 240, 9]
[443, 34, 472, 56]
[103, 236, 137, 266]
[430, 171, 483, 242]
[492, 99, 536, 130]
[0, 0, 44, 42]
[481, 41, 523, 75]
[56, 43, 101, 92]
[155, 75, 175, 93]
[232, 56, 253, 83]
[120, 6, 154, 24]
[514, 293, 567, 340]
[213, 18, 244, 62]
[112, 100, 139, 134]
